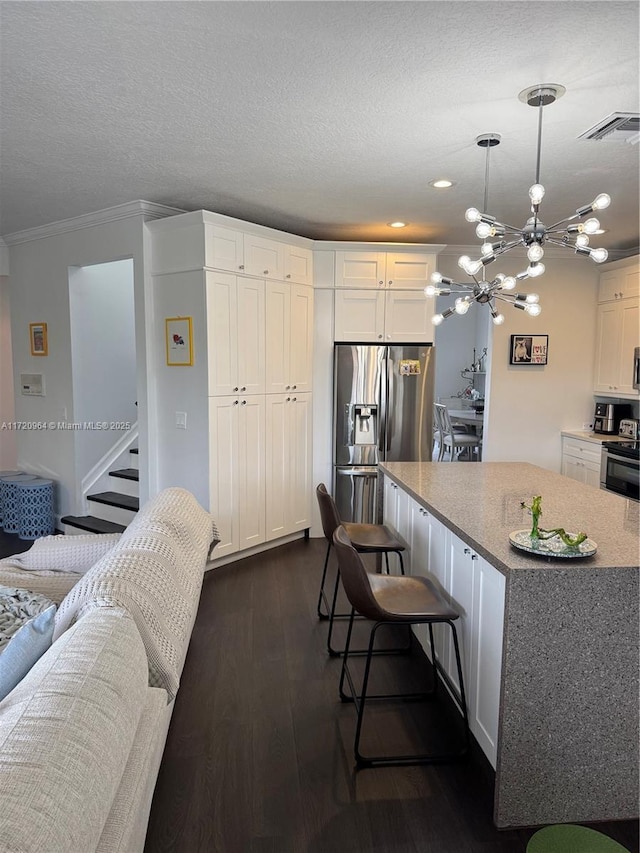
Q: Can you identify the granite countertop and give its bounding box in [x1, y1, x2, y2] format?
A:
[561, 430, 629, 444]
[380, 461, 639, 575]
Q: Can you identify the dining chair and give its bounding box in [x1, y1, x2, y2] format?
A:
[434, 403, 481, 462]
[432, 404, 469, 460]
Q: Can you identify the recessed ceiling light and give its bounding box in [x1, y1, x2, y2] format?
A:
[430, 179, 455, 189]
[388, 221, 407, 228]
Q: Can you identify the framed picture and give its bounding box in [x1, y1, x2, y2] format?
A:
[510, 334, 548, 366]
[165, 317, 193, 366]
[29, 322, 48, 356]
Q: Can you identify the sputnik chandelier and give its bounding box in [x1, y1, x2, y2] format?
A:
[426, 84, 613, 326]
[426, 133, 543, 326]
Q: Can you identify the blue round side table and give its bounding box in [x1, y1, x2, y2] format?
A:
[1, 473, 38, 533]
[17, 478, 55, 540]
[0, 470, 22, 526]
[527, 824, 631, 853]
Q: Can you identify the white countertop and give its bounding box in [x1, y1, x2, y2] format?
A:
[561, 430, 629, 444]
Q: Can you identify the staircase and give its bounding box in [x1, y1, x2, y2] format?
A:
[61, 448, 139, 534]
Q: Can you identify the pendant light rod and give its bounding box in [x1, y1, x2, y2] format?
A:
[476, 133, 501, 215]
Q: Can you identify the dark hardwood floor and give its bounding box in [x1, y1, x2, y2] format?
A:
[0, 529, 33, 559]
[144, 538, 639, 853]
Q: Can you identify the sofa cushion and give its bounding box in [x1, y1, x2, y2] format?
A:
[0, 605, 56, 702]
[54, 488, 220, 702]
[0, 568, 79, 605]
[0, 606, 149, 853]
[0, 531, 122, 573]
[0, 586, 56, 652]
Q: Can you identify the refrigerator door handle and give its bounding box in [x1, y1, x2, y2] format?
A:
[379, 359, 387, 456]
[385, 355, 393, 453]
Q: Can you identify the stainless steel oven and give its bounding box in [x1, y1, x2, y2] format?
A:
[600, 442, 640, 501]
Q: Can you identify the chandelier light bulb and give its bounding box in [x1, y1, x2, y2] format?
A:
[455, 298, 470, 315]
[432, 313, 444, 326]
[502, 276, 516, 290]
[527, 244, 544, 263]
[524, 303, 542, 317]
[575, 234, 590, 248]
[431, 271, 443, 284]
[590, 247, 609, 263]
[491, 312, 505, 325]
[465, 207, 481, 223]
[527, 262, 545, 278]
[525, 293, 540, 304]
[481, 243, 494, 256]
[476, 222, 493, 239]
[458, 255, 470, 271]
[583, 218, 600, 235]
[592, 193, 611, 211]
[424, 285, 438, 298]
[529, 184, 545, 205]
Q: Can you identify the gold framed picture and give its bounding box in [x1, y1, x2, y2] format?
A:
[29, 322, 48, 356]
[165, 317, 193, 366]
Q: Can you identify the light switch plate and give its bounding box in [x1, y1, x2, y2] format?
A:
[176, 411, 187, 429]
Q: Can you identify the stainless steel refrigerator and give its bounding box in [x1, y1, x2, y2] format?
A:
[333, 343, 435, 524]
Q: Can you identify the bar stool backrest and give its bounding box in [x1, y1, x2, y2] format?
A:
[333, 525, 384, 622]
[316, 483, 342, 543]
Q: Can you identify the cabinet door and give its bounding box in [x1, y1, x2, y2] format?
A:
[446, 535, 475, 696]
[335, 252, 386, 288]
[593, 303, 622, 393]
[562, 455, 588, 484]
[469, 555, 505, 769]
[244, 235, 285, 280]
[265, 395, 289, 541]
[284, 245, 313, 286]
[289, 284, 314, 393]
[205, 225, 244, 273]
[209, 397, 239, 559]
[236, 277, 265, 394]
[237, 395, 265, 550]
[599, 266, 640, 302]
[617, 297, 640, 394]
[265, 281, 291, 394]
[207, 272, 238, 396]
[288, 393, 313, 532]
[334, 290, 385, 342]
[583, 460, 602, 489]
[382, 476, 399, 532]
[384, 291, 434, 343]
[385, 253, 434, 289]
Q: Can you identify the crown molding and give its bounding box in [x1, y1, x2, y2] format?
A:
[2, 200, 185, 246]
[312, 240, 447, 254]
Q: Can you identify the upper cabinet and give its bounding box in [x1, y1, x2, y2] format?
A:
[243, 234, 286, 280]
[335, 250, 435, 289]
[334, 289, 434, 343]
[593, 256, 640, 399]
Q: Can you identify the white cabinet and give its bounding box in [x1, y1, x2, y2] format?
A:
[382, 476, 506, 769]
[265, 393, 313, 540]
[334, 289, 434, 342]
[265, 281, 314, 394]
[209, 395, 265, 559]
[284, 244, 313, 286]
[207, 272, 265, 396]
[593, 297, 639, 396]
[594, 257, 640, 399]
[335, 251, 435, 289]
[206, 224, 245, 273]
[243, 234, 286, 280]
[561, 436, 602, 488]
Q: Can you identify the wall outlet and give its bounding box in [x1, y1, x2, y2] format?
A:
[582, 422, 593, 430]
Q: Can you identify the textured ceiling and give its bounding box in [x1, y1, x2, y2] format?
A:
[1, 1, 639, 255]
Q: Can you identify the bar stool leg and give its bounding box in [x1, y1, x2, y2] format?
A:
[317, 541, 332, 619]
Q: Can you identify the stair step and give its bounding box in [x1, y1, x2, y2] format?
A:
[61, 515, 127, 535]
[130, 448, 138, 455]
[109, 468, 139, 482]
[87, 492, 139, 511]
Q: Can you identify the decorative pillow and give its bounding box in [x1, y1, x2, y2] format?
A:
[0, 586, 57, 652]
[0, 604, 56, 701]
[0, 532, 122, 574]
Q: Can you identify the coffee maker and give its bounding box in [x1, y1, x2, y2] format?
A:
[593, 402, 633, 434]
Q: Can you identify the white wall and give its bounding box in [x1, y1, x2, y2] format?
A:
[69, 259, 137, 481]
[0, 275, 17, 469]
[7, 215, 149, 517]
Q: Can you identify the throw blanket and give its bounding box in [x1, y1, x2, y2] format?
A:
[0, 586, 56, 652]
[54, 488, 220, 702]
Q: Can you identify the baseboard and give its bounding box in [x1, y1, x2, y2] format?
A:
[205, 530, 309, 570]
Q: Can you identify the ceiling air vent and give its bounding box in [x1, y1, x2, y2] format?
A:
[578, 112, 640, 144]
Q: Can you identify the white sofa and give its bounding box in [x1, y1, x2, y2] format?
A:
[0, 487, 219, 853]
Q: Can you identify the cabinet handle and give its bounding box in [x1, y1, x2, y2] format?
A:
[292, 396, 297, 401]
[471, 554, 478, 560]
[241, 386, 246, 392]
[241, 400, 247, 405]
[233, 400, 239, 405]
[388, 280, 393, 285]
[233, 387, 239, 392]
[263, 269, 269, 275]
[286, 385, 290, 390]
[286, 397, 291, 402]
[292, 385, 297, 390]
[378, 334, 383, 339]
[378, 280, 384, 286]
[386, 335, 391, 340]
[464, 548, 471, 554]
[239, 264, 245, 270]
[286, 274, 291, 279]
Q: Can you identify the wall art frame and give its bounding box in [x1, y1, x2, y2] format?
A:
[29, 322, 48, 356]
[510, 334, 548, 365]
[165, 316, 193, 366]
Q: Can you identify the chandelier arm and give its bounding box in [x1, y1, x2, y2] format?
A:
[546, 214, 579, 231]
[492, 239, 525, 255]
[545, 237, 573, 248]
[499, 223, 527, 236]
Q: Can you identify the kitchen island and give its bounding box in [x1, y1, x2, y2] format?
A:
[380, 461, 639, 829]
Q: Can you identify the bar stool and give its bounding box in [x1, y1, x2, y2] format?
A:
[17, 477, 55, 540]
[1, 473, 38, 533]
[316, 483, 406, 657]
[333, 524, 470, 768]
[527, 824, 630, 852]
